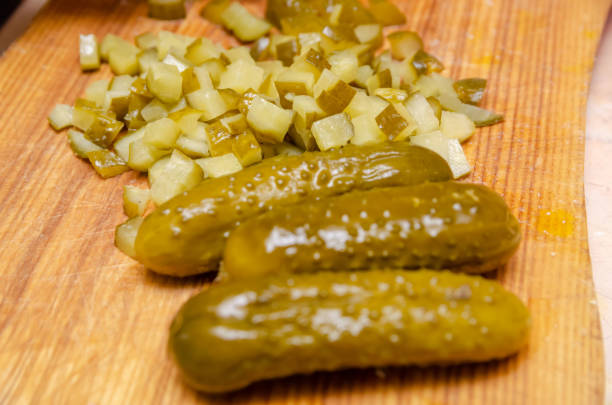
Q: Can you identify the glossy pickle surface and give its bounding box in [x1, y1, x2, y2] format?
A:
[135, 143, 452, 276]
[223, 181, 521, 278]
[169, 269, 530, 393]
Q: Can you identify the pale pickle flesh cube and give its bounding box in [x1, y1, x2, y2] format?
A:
[246, 95, 294, 143]
[143, 117, 181, 149]
[440, 110, 476, 142]
[149, 150, 204, 205]
[115, 216, 144, 258]
[195, 153, 243, 178]
[447, 138, 471, 178]
[350, 114, 386, 146]
[410, 130, 449, 161]
[404, 93, 440, 134]
[147, 62, 183, 104]
[49, 104, 73, 131]
[79, 34, 100, 71]
[220, 2, 271, 42]
[311, 112, 354, 151]
[123, 185, 151, 217]
[186, 89, 229, 121]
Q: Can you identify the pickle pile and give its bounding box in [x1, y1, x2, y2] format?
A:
[46, 0, 529, 394]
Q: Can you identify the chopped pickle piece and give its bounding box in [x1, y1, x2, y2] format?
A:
[437, 93, 503, 127]
[275, 72, 313, 108]
[454, 78, 487, 105]
[414, 73, 456, 98]
[176, 134, 210, 158]
[182, 67, 214, 94]
[328, 50, 359, 83]
[128, 139, 168, 172]
[288, 125, 317, 151]
[221, 2, 271, 42]
[344, 92, 388, 118]
[143, 117, 180, 149]
[276, 37, 299, 66]
[218, 59, 265, 94]
[115, 216, 144, 258]
[79, 34, 100, 71]
[350, 114, 386, 145]
[170, 108, 203, 135]
[251, 37, 271, 61]
[353, 64, 373, 88]
[412, 50, 445, 75]
[388, 31, 423, 61]
[84, 113, 124, 147]
[440, 111, 476, 142]
[141, 99, 170, 122]
[147, 62, 183, 104]
[200, 0, 231, 24]
[316, 79, 356, 115]
[366, 68, 392, 95]
[304, 48, 331, 72]
[311, 112, 354, 150]
[109, 46, 140, 76]
[205, 122, 236, 156]
[149, 150, 204, 205]
[354, 24, 382, 49]
[196, 153, 243, 178]
[148, 0, 186, 20]
[218, 88, 241, 110]
[232, 130, 263, 166]
[410, 130, 449, 161]
[187, 89, 229, 121]
[374, 87, 408, 103]
[447, 138, 471, 178]
[163, 53, 192, 73]
[220, 113, 248, 134]
[138, 48, 159, 74]
[87, 150, 130, 178]
[114, 127, 145, 161]
[427, 96, 442, 120]
[123, 185, 151, 217]
[84, 79, 110, 107]
[100, 34, 139, 62]
[246, 95, 294, 143]
[185, 38, 222, 65]
[67, 129, 103, 158]
[375, 103, 410, 140]
[157, 31, 195, 60]
[199, 58, 227, 87]
[49, 104, 73, 131]
[222, 46, 255, 64]
[369, 0, 406, 26]
[135, 32, 158, 50]
[404, 93, 439, 133]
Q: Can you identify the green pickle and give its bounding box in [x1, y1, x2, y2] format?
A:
[454, 78, 487, 105]
[223, 182, 521, 279]
[169, 269, 530, 393]
[134, 144, 452, 276]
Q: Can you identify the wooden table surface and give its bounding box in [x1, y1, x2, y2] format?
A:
[0, 0, 611, 404]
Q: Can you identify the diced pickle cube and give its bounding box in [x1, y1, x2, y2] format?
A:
[220, 113, 248, 134]
[344, 92, 388, 119]
[353, 65, 374, 88]
[388, 31, 423, 61]
[79, 34, 100, 71]
[328, 50, 359, 83]
[186, 89, 229, 121]
[374, 87, 408, 103]
[220, 2, 271, 42]
[404, 93, 439, 133]
[437, 93, 503, 127]
[414, 73, 456, 98]
[49, 104, 73, 131]
[100, 34, 139, 62]
[304, 48, 331, 72]
[354, 24, 383, 49]
[316, 80, 357, 115]
[222, 46, 255, 64]
[218, 59, 265, 94]
[251, 37, 271, 61]
[185, 38, 222, 65]
[440, 111, 476, 142]
[114, 127, 145, 162]
[135, 32, 158, 50]
[375, 103, 409, 140]
[447, 138, 471, 178]
[123, 185, 151, 217]
[410, 130, 449, 161]
[369, 0, 406, 26]
[138, 48, 159, 74]
[205, 123, 236, 156]
[109, 46, 140, 76]
[232, 130, 263, 166]
[157, 31, 195, 59]
[200, 0, 231, 24]
[454, 78, 487, 105]
[412, 50, 444, 75]
[311, 112, 354, 151]
[147, 62, 183, 104]
[141, 99, 170, 122]
[195, 153, 243, 178]
[128, 139, 167, 172]
[67, 129, 103, 158]
[350, 114, 386, 146]
[143, 117, 180, 148]
[149, 150, 204, 205]
[148, 0, 186, 20]
[246, 95, 294, 143]
[275, 37, 299, 66]
[275, 73, 312, 108]
[313, 68, 340, 98]
[175, 135, 210, 158]
[87, 150, 130, 178]
[84, 79, 110, 107]
[84, 113, 124, 148]
[427, 96, 442, 120]
[162, 53, 192, 73]
[366, 68, 392, 95]
[115, 216, 144, 258]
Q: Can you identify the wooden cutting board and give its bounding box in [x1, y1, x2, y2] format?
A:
[0, 0, 610, 403]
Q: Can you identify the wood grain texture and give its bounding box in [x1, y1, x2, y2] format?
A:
[0, 0, 609, 403]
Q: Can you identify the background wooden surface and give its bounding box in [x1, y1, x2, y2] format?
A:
[0, 0, 610, 403]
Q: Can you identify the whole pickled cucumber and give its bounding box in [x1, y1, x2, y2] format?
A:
[169, 269, 530, 393]
[223, 182, 520, 278]
[135, 144, 452, 276]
